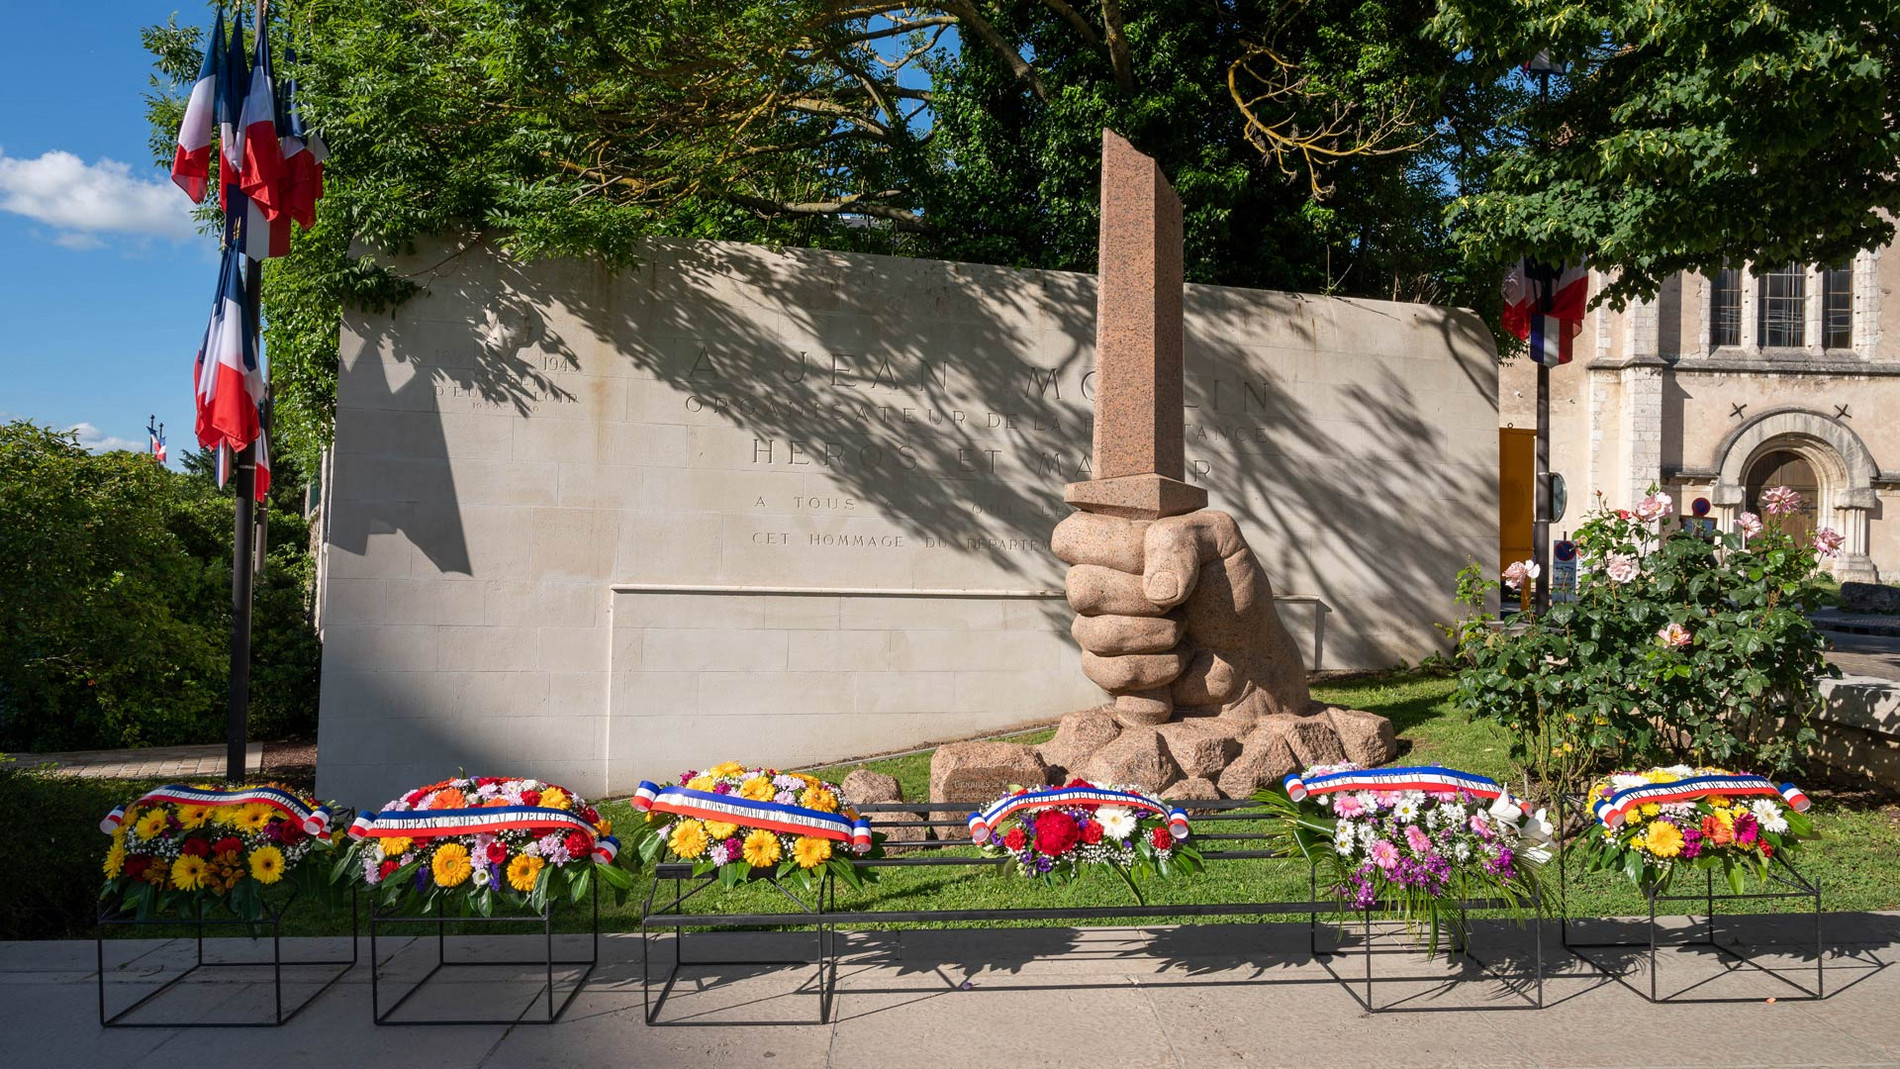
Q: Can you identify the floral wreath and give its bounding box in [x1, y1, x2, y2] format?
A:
[629, 763, 880, 892]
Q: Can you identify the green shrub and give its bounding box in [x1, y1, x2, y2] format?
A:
[1452, 487, 1838, 796]
[0, 421, 320, 752]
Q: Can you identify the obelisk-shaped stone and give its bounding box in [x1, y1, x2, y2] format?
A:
[1064, 129, 1207, 520]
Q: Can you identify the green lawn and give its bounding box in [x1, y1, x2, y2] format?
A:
[39, 671, 1900, 941]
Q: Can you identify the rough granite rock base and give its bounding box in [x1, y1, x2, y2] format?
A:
[840, 769, 930, 847]
[929, 702, 1396, 802]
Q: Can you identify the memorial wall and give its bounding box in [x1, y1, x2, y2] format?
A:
[314, 238, 1498, 803]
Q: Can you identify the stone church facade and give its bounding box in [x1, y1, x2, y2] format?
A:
[1502, 248, 1897, 582]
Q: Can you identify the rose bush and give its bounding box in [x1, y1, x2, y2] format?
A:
[1451, 487, 1838, 797]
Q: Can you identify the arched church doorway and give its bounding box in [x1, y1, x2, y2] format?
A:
[1745, 449, 1819, 544]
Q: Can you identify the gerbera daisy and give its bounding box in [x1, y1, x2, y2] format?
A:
[133, 809, 170, 841]
[669, 820, 709, 859]
[171, 854, 209, 891]
[506, 854, 545, 892]
[379, 836, 413, 859]
[248, 845, 287, 884]
[704, 821, 739, 841]
[801, 787, 838, 813]
[538, 787, 569, 810]
[103, 841, 126, 878]
[742, 829, 781, 868]
[791, 836, 832, 869]
[431, 843, 473, 887]
[232, 804, 274, 834]
[177, 804, 213, 830]
[739, 777, 775, 801]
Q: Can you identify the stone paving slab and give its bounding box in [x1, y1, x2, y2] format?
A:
[7, 917, 1900, 1068]
[6, 743, 262, 779]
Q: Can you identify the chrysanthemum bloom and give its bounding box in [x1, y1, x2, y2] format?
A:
[171, 854, 209, 891]
[507, 854, 545, 892]
[669, 820, 709, 859]
[742, 829, 781, 868]
[431, 843, 474, 887]
[539, 787, 570, 810]
[1604, 554, 1640, 584]
[1761, 485, 1801, 516]
[1643, 820, 1685, 858]
[685, 775, 716, 792]
[739, 777, 776, 801]
[379, 836, 412, 858]
[792, 836, 832, 869]
[1737, 512, 1763, 538]
[1657, 622, 1692, 648]
[248, 845, 286, 884]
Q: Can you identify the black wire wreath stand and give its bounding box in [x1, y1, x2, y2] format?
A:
[369, 879, 599, 1025]
[97, 888, 358, 1027]
[1305, 847, 1546, 1013]
[1557, 795, 1824, 1003]
[640, 863, 836, 1025]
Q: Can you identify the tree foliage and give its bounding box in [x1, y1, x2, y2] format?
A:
[1431, 0, 1900, 307]
[145, 0, 1496, 472]
[0, 423, 319, 753]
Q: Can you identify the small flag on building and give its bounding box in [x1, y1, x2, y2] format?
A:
[1502, 260, 1588, 367]
[169, 12, 221, 202]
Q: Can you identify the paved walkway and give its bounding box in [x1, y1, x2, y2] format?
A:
[11, 914, 1899, 1068]
[1824, 632, 1900, 682]
[7, 743, 262, 779]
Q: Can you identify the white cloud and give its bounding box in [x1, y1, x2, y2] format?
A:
[69, 422, 146, 453]
[0, 148, 199, 244]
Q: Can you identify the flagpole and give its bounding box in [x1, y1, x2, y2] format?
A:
[228, 441, 256, 781]
[1532, 66, 1553, 615]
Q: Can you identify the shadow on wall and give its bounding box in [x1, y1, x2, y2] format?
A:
[328, 236, 1496, 662]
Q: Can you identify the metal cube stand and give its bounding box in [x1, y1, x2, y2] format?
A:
[1557, 796, 1824, 1002]
[369, 879, 598, 1025]
[640, 864, 835, 1025]
[97, 889, 357, 1027]
[1302, 843, 1545, 1013]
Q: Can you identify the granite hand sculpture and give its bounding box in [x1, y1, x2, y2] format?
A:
[1054, 509, 1310, 729]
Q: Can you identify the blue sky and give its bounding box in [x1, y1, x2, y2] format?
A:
[0, 3, 216, 460]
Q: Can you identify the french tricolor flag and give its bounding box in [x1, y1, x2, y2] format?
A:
[194, 246, 266, 467]
[169, 13, 221, 202]
[215, 16, 287, 261]
[1502, 260, 1588, 367]
[237, 23, 286, 222]
[278, 47, 328, 230]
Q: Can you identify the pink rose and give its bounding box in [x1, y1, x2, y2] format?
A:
[1635, 491, 1673, 523]
[1604, 553, 1639, 584]
[1761, 485, 1801, 516]
[1813, 527, 1845, 557]
[1502, 559, 1541, 590]
[1369, 840, 1399, 871]
[1657, 622, 1692, 648]
[1737, 512, 1763, 539]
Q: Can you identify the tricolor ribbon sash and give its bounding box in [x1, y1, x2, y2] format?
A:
[634, 781, 871, 853]
[362, 805, 598, 839]
[105, 784, 319, 835]
[1284, 766, 1507, 804]
[966, 786, 1189, 844]
[1592, 775, 1809, 828]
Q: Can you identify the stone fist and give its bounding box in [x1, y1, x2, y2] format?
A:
[1053, 509, 1310, 729]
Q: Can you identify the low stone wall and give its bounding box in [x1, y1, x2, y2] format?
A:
[1812, 675, 1900, 793]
